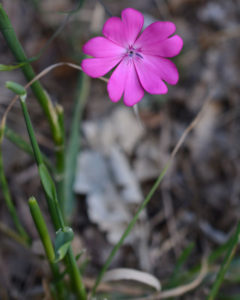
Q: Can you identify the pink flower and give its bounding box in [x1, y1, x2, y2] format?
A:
[81, 8, 183, 106]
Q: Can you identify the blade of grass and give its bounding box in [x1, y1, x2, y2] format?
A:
[169, 232, 238, 289]
[218, 295, 240, 300]
[167, 242, 195, 289]
[91, 96, 212, 297]
[4, 126, 53, 171]
[0, 144, 30, 244]
[64, 71, 89, 219]
[207, 221, 240, 300]
[91, 161, 171, 296]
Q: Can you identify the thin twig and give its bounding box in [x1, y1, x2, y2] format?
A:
[0, 62, 108, 133]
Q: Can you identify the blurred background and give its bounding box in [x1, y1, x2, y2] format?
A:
[0, 0, 240, 299]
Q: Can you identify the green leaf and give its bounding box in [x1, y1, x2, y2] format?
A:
[39, 163, 56, 200]
[54, 227, 74, 262]
[0, 62, 26, 71]
[64, 71, 89, 218]
[6, 81, 26, 96]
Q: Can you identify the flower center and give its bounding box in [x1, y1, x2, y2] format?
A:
[126, 47, 143, 59]
[129, 50, 134, 57]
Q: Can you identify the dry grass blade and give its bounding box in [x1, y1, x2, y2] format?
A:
[103, 268, 161, 291]
[0, 222, 29, 248]
[84, 278, 146, 297]
[135, 258, 208, 300]
[171, 89, 215, 158]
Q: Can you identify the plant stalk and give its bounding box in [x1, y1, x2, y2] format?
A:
[0, 4, 66, 217]
[0, 4, 61, 143]
[55, 105, 65, 213]
[20, 97, 86, 299]
[28, 196, 65, 299]
[19, 97, 62, 230]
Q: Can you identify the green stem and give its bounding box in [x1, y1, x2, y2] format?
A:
[19, 97, 61, 229]
[0, 145, 30, 244]
[0, 4, 62, 144]
[55, 105, 65, 214]
[19, 99, 42, 164]
[19, 97, 86, 299]
[66, 248, 86, 299]
[0, 4, 65, 219]
[91, 161, 171, 296]
[64, 72, 89, 219]
[29, 197, 55, 261]
[28, 197, 65, 299]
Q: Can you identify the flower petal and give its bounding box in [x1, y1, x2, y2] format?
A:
[121, 8, 144, 46]
[123, 59, 144, 106]
[134, 21, 176, 49]
[83, 37, 125, 58]
[141, 55, 179, 85]
[103, 16, 126, 46]
[140, 35, 183, 57]
[81, 57, 122, 78]
[107, 60, 127, 102]
[134, 57, 168, 94]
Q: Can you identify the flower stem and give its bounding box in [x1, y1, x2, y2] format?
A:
[19, 97, 86, 299]
[0, 4, 66, 217]
[0, 144, 30, 244]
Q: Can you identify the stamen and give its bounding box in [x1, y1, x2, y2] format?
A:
[136, 53, 143, 59]
[126, 48, 143, 59]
